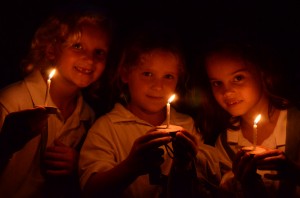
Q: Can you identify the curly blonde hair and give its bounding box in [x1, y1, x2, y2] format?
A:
[21, 5, 113, 77]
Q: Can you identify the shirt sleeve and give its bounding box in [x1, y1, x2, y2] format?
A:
[79, 115, 118, 189]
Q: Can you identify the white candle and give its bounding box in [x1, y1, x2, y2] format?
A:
[166, 94, 175, 128]
[44, 69, 56, 106]
[253, 114, 261, 150]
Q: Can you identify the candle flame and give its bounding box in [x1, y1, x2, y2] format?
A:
[48, 69, 56, 80]
[168, 94, 176, 104]
[254, 114, 261, 125]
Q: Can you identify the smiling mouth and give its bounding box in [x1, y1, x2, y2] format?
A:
[225, 100, 242, 106]
[74, 66, 93, 74]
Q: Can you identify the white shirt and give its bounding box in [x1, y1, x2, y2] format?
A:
[79, 103, 198, 198]
[0, 70, 94, 198]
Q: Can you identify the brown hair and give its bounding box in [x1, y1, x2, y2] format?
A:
[112, 22, 187, 105]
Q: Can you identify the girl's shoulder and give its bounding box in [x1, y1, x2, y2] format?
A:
[0, 79, 31, 111]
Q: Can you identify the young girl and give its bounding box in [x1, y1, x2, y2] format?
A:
[197, 39, 300, 197]
[78, 23, 217, 198]
[0, 4, 113, 197]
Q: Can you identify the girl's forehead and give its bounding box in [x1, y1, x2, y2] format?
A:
[206, 52, 255, 69]
[140, 49, 178, 60]
[140, 51, 179, 66]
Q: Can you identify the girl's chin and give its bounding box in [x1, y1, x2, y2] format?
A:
[226, 110, 244, 117]
[75, 79, 94, 88]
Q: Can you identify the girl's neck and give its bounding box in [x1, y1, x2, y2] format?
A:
[126, 104, 165, 126]
[241, 108, 280, 145]
[49, 79, 79, 120]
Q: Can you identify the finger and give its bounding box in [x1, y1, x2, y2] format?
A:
[233, 150, 245, 173]
[139, 131, 171, 143]
[254, 150, 282, 160]
[236, 153, 254, 180]
[139, 136, 172, 151]
[174, 132, 198, 156]
[147, 127, 159, 133]
[46, 169, 71, 176]
[44, 151, 68, 161]
[53, 139, 67, 147]
[46, 145, 70, 153]
[44, 159, 69, 168]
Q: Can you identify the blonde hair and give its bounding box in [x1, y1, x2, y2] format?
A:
[21, 5, 113, 76]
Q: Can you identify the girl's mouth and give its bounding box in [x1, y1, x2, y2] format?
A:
[74, 66, 93, 74]
[225, 99, 242, 106]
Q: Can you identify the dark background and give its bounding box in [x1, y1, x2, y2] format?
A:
[1, 0, 300, 95]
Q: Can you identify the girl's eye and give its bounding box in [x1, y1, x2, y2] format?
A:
[233, 75, 244, 82]
[72, 43, 82, 50]
[95, 49, 105, 57]
[95, 49, 106, 60]
[165, 74, 175, 79]
[142, 72, 152, 77]
[211, 81, 222, 87]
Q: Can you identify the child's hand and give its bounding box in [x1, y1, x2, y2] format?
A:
[0, 107, 48, 151]
[43, 140, 78, 176]
[125, 130, 172, 176]
[232, 150, 258, 184]
[255, 149, 300, 184]
[172, 130, 198, 168]
[232, 150, 269, 197]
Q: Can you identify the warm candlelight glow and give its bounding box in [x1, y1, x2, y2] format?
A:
[166, 94, 176, 128]
[168, 94, 175, 103]
[254, 114, 261, 125]
[253, 114, 261, 150]
[44, 69, 56, 106]
[48, 69, 56, 80]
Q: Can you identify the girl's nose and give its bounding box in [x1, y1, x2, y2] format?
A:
[83, 51, 94, 64]
[151, 78, 164, 90]
[222, 84, 235, 97]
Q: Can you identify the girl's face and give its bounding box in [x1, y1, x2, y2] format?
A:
[205, 52, 266, 117]
[54, 23, 109, 89]
[122, 50, 180, 116]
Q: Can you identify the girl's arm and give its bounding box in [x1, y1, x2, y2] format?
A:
[0, 107, 48, 171]
[82, 131, 172, 197]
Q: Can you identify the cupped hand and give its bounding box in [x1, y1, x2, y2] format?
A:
[43, 140, 78, 176]
[1, 107, 48, 151]
[172, 130, 199, 164]
[124, 130, 172, 176]
[232, 150, 257, 183]
[255, 149, 300, 183]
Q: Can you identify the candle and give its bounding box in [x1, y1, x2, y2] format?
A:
[44, 69, 56, 106]
[253, 114, 261, 150]
[166, 94, 175, 128]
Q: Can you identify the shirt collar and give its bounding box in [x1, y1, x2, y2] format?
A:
[108, 103, 151, 125]
[24, 70, 93, 122]
[108, 103, 181, 127]
[226, 110, 287, 147]
[24, 70, 47, 107]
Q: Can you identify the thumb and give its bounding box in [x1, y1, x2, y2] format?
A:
[53, 139, 66, 147]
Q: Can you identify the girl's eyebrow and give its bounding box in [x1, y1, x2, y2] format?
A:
[208, 68, 249, 81]
[231, 68, 249, 75]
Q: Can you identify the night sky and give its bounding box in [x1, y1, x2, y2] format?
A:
[1, 0, 300, 93]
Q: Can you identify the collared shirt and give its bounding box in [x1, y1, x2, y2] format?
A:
[226, 110, 287, 150]
[216, 110, 288, 196]
[0, 70, 94, 198]
[79, 103, 198, 198]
